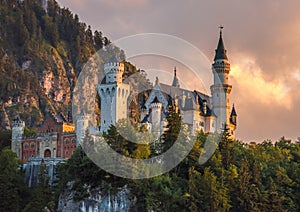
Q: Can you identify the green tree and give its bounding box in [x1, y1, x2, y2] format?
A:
[0, 148, 30, 211]
[161, 104, 181, 152]
[189, 167, 230, 212]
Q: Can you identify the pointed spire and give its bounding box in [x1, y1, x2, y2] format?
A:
[230, 104, 237, 116]
[155, 76, 160, 86]
[172, 67, 180, 87]
[214, 26, 228, 61]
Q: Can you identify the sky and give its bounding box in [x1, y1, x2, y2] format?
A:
[57, 0, 300, 142]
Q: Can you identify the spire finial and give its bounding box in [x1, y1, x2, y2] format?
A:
[155, 76, 159, 85]
[219, 25, 224, 35]
[174, 67, 177, 77]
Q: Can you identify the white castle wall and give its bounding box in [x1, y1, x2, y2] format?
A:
[98, 62, 130, 132]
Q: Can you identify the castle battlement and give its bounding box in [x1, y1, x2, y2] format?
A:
[104, 62, 125, 74]
[151, 102, 162, 108]
[12, 120, 25, 128]
[212, 61, 231, 69]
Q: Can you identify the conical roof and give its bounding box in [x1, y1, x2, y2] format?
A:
[172, 67, 180, 87]
[214, 29, 228, 61]
[230, 104, 237, 116]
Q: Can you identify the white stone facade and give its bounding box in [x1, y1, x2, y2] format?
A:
[98, 62, 130, 132]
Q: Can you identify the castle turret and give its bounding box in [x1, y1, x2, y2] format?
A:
[210, 27, 232, 132]
[76, 114, 89, 145]
[11, 117, 25, 160]
[230, 104, 237, 126]
[98, 62, 130, 132]
[150, 97, 162, 137]
[229, 104, 237, 138]
[172, 67, 180, 87]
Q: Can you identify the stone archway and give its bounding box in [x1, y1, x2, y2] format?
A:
[44, 149, 51, 158]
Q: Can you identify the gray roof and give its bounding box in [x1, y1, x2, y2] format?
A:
[214, 31, 228, 61]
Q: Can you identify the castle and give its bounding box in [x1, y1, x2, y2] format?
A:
[11, 30, 237, 163]
[11, 114, 76, 164]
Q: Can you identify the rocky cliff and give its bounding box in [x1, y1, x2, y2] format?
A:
[0, 0, 123, 129]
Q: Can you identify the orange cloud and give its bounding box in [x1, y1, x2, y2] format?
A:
[231, 57, 292, 110]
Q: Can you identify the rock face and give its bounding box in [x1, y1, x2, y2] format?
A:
[0, 104, 11, 130]
[24, 158, 133, 211]
[24, 158, 64, 187]
[58, 186, 132, 212]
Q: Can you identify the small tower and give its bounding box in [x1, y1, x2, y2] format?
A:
[150, 97, 163, 137]
[11, 117, 25, 160]
[76, 114, 89, 145]
[172, 67, 180, 87]
[229, 104, 237, 138]
[210, 27, 232, 132]
[98, 62, 130, 132]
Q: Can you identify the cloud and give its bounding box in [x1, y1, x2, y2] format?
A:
[231, 57, 292, 109]
[292, 70, 300, 81]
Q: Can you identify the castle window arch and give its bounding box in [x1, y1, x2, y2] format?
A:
[24, 143, 29, 149]
[72, 139, 76, 144]
[30, 142, 35, 149]
[65, 139, 69, 144]
[44, 149, 51, 158]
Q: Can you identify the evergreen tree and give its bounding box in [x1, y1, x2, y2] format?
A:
[189, 167, 230, 212]
[0, 148, 30, 211]
[161, 104, 181, 152]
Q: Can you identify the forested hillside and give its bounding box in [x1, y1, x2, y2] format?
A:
[1, 127, 299, 211]
[55, 115, 300, 211]
[0, 0, 123, 131]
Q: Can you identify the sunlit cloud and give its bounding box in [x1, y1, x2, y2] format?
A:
[231, 57, 292, 109]
[292, 69, 300, 81]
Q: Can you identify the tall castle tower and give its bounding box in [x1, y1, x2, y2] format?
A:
[211, 28, 232, 132]
[98, 62, 130, 132]
[11, 117, 25, 160]
[150, 97, 163, 137]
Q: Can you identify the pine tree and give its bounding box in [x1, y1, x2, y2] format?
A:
[0, 148, 30, 211]
[189, 167, 230, 211]
[94, 30, 103, 50]
[161, 104, 181, 152]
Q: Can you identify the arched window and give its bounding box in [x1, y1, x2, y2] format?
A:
[30, 142, 35, 149]
[44, 149, 51, 158]
[24, 143, 29, 149]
